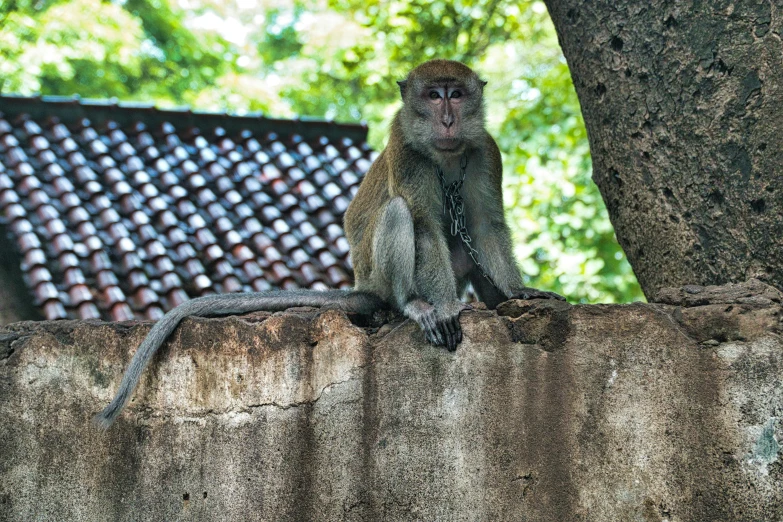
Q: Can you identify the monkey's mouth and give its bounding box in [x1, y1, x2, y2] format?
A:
[434, 138, 461, 151]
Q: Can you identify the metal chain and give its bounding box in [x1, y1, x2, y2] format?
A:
[435, 154, 499, 288]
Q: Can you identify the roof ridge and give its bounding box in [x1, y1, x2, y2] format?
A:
[0, 94, 369, 142]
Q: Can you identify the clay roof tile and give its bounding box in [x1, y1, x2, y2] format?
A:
[0, 95, 371, 321]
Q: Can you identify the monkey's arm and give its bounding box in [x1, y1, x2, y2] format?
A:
[394, 160, 466, 350]
[467, 140, 565, 307]
[409, 217, 466, 351]
[470, 210, 565, 306]
[95, 289, 384, 428]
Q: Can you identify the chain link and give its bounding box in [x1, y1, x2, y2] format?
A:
[435, 154, 498, 288]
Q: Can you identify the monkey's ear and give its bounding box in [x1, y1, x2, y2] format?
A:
[397, 80, 407, 99]
[480, 80, 488, 89]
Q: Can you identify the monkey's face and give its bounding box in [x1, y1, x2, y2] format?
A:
[398, 61, 487, 159]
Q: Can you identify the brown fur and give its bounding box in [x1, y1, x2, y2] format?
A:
[346, 59, 564, 348]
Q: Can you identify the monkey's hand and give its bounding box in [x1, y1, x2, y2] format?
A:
[511, 288, 567, 302]
[405, 300, 468, 351]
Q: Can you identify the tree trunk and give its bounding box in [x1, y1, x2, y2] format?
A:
[544, 0, 783, 298]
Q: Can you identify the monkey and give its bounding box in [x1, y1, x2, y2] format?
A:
[94, 59, 564, 428]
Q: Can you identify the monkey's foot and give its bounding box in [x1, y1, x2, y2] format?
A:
[404, 300, 464, 351]
[511, 288, 567, 302]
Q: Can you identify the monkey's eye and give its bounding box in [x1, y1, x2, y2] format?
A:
[429, 91, 441, 100]
[449, 90, 462, 99]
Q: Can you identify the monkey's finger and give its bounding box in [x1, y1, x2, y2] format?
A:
[439, 320, 457, 351]
[424, 325, 438, 345]
[452, 317, 463, 344]
[441, 316, 457, 338]
[434, 320, 446, 346]
[418, 314, 436, 343]
[442, 317, 456, 336]
[451, 318, 462, 345]
[440, 319, 454, 341]
[425, 316, 444, 345]
[451, 328, 460, 351]
[446, 333, 457, 352]
[433, 321, 446, 345]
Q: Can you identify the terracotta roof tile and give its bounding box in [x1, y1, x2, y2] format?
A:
[0, 95, 376, 321]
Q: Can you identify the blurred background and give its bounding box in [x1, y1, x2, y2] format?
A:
[0, 0, 644, 303]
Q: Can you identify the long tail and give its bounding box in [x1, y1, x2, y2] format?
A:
[94, 289, 384, 428]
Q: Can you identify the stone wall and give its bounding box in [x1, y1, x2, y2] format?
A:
[1, 280, 782, 521]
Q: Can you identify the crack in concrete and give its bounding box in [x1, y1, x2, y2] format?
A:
[240, 372, 363, 413]
[649, 303, 700, 344]
[343, 499, 368, 515]
[130, 371, 367, 423]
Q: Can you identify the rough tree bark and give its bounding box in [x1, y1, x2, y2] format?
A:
[544, 0, 783, 298]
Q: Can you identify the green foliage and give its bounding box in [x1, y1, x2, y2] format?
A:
[257, 6, 304, 63]
[0, 0, 228, 103]
[0, 0, 644, 303]
[122, 0, 230, 101]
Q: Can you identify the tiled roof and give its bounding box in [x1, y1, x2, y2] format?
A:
[0, 95, 375, 322]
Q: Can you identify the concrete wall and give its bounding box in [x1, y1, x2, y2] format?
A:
[1, 280, 782, 521]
